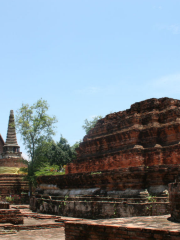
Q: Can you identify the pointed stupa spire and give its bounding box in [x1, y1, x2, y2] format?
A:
[4, 110, 19, 147]
[2, 110, 21, 158]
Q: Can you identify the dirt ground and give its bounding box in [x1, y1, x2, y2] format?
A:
[0, 227, 65, 240]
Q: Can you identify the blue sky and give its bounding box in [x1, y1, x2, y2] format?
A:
[0, 0, 180, 158]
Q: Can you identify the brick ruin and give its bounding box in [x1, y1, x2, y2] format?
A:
[66, 97, 180, 174]
[0, 110, 28, 201]
[31, 97, 180, 218]
[0, 202, 23, 224]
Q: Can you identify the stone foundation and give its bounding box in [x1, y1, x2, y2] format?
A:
[30, 196, 170, 219]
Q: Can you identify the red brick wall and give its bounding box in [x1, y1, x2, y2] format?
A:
[66, 144, 180, 174]
[37, 165, 179, 194]
[78, 125, 180, 158]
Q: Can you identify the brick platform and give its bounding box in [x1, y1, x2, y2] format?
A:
[65, 215, 180, 240]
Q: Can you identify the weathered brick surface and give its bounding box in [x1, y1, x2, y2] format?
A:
[30, 197, 170, 219]
[36, 164, 180, 193]
[0, 158, 27, 168]
[0, 159, 28, 197]
[169, 182, 180, 222]
[0, 209, 23, 224]
[67, 144, 180, 174]
[32, 195, 168, 203]
[0, 202, 9, 209]
[65, 219, 180, 240]
[0, 174, 29, 196]
[66, 98, 180, 174]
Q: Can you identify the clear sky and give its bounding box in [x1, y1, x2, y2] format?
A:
[0, 1, 180, 158]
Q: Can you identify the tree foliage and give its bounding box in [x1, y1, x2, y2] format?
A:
[50, 136, 73, 166]
[16, 99, 57, 191]
[16, 99, 57, 164]
[34, 135, 77, 169]
[34, 163, 65, 177]
[16, 99, 83, 188]
[35, 135, 75, 168]
[82, 115, 102, 134]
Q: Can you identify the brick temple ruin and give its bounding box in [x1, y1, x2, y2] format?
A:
[0, 110, 28, 201]
[66, 97, 180, 174]
[30, 97, 180, 221]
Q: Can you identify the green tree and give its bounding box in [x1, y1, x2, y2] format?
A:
[16, 99, 57, 164]
[34, 136, 79, 171]
[33, 140, 52, 169]
[82, 116, 102, 134]
[16, 99, 57, 191]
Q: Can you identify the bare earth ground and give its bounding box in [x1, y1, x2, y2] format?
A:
[0, 228, 65, 240]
